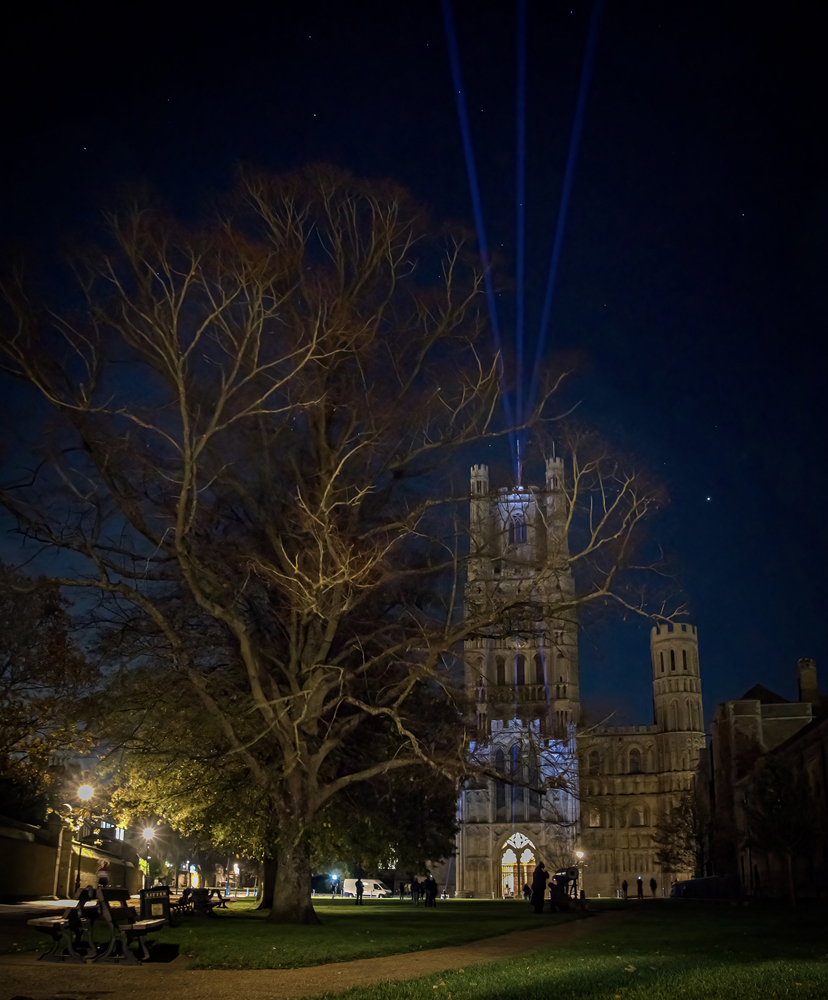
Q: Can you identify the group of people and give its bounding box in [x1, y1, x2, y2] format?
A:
[527, 863, 579, 913]
[620, 876, 659, 899]
[399, 875, 439, 906]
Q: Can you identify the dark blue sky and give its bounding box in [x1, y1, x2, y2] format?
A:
[1, 0, 825, 726]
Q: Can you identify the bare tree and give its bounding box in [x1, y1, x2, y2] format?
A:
[1, 165, 669, 923]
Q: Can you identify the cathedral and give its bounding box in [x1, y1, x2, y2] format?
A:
[441, 460, 705, 898]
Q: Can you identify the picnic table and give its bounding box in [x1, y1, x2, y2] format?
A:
[27, 886, 166, 964]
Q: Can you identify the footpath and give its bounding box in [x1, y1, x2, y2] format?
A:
[0, 906, 638, 1000]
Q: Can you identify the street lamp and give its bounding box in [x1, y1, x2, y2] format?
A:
[74, 785, 95, 891]
[143, 827, 155, 889]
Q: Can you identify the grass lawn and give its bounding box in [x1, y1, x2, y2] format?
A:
[150, 897, 576, 969]
[319, 900, 828, 1000]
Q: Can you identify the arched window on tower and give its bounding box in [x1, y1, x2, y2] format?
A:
[515, 654, 525, 686]
[669, 701, 678, 730]
[527, 752, 540, 819]
[588, 809, 601, 827]
[496, 656, 505, 686]
[630, 807, 645, 827]
[508, 515, 527, 545]
[588, 750, 600, 776]
[682, 649, 688, 671]
[660, 652, 664, 673]
[534, 653, 544, 685]
[629, 748, 642, 774]
[670, 649, 676, 671]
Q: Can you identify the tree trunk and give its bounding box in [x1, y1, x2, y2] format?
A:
[256, 857, 278, 910]
[267, 826, 320, 925]
[786, 853, 797, 908]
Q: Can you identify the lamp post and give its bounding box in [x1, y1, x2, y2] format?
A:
[143, 827, 155, 889]
[575, 850, 585, 899]
[74, 784, 94, 892]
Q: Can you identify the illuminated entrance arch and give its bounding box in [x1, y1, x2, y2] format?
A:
[500, 832, 536, 898]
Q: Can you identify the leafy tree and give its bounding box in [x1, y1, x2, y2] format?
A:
[1, 165, 668, 923]
[0, 562, 95, 822]
[652, 789, 708, 877]
[742, 757, 821, 905]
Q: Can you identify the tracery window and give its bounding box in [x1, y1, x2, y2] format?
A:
[496, 656, 506, 686]
[629, 748, 642, 774]
[515, 654, 525, 686]
[508, 516, 527, 545]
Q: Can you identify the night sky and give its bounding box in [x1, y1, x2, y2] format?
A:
[1, 0, 825, 728]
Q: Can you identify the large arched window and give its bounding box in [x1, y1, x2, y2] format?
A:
[515, 654, 525, 686]
[496, 656, 506, 686]
[588, 750, 600, 776]
[629, 748, 642, 774]
[508, 515, 527, 545]
[534, 653, 544, 685]
[495, 748, 505, 773]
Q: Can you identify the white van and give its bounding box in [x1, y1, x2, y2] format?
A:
[341, 878, 392, 898]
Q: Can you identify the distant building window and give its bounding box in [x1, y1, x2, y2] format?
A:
[534, 653, 544, 685]
[496, 656, 506, 685]
[670, 649, 676, 671]
[682, 649, 688, 671]
[629, 748, 642, 774]
[588, 750, 600, 776]
[508, 516, 527, 545]
[516, 655, 525, 686]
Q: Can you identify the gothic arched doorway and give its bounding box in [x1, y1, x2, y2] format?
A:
[500, 832, 536, 898]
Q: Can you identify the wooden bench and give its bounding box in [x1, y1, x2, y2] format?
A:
[95, 887, 165, 964]
[27, 887, 97, 963]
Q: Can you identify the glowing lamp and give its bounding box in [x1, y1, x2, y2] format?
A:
[78, 784, 94, 801]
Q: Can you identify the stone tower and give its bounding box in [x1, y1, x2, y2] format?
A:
[453, 460, 580, 898]
[651, 623, 706, 789]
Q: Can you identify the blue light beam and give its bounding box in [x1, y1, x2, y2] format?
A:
[515, 0, 528, 473]
[441, 0, 516, 441]
[528, 0, 604, 413]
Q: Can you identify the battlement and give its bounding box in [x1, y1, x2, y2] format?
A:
[585, 724, 658, 736]
[470, 464, 489, 477]
[651, 622, 697, 640]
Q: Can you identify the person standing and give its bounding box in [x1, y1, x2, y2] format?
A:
[531, 862, 549, 914]
[637, 876, 643, 900]
[355, 878, 364, 905]
[650, 877, 658, 897]
[410, 876, 420, 905]
[621, 879, 628, 899]
[424, 875, 437, 907]
[399, 882, 406, 900]
[96, 861, 110, 887]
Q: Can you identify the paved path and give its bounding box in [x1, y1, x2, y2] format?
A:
[0, 907, 637, 1000]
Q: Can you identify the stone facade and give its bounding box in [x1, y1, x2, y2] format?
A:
[434, 463, 707, 899]
[576, 623, 706, 897]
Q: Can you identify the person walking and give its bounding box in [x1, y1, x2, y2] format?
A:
[650, 877, 658, 897]
[355, 878, 364, 905]
[523, 883, 531, 901]
[531, 862, 549, 914]
[621, 879, 628, 899]
[637, 876, 644, 900]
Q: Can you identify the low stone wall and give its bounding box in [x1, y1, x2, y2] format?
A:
[0, 815, 141, 901]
